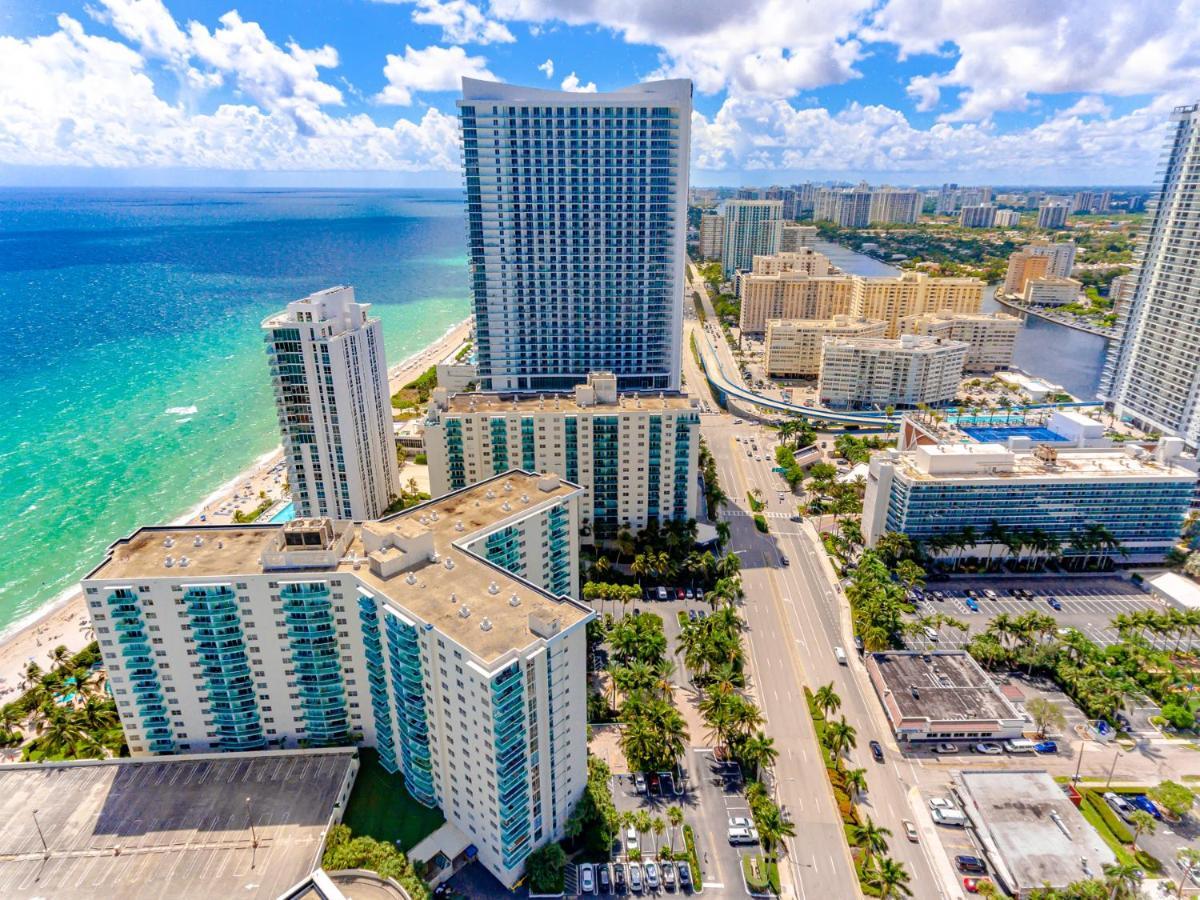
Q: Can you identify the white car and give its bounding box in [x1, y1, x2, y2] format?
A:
[973, 742, 1004, 755]
[929, 797, 958, 812]
[903, 820, 919, 842]
[626, 826, 640, 852]
[932, 743, 959, 754]
[728, 815, 754, 829]
[629, 862, 644, 893]
[580, 864, 596, 894]
[728, 826, 759, 845]
[922, 626, 939, 642]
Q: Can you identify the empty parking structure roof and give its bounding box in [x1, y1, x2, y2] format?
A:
[0, 749, 357, 900]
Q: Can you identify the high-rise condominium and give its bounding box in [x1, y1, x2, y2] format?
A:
[458, 78, 692, 393]
[263, 286, 399, 521]
[721, 199, 784, 277]
[1104, 102, 1200, 448]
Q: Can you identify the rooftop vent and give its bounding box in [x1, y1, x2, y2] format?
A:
[444, 558, 455, 570]
[216, 540, 224, 549]
[178, 556, 190, 568]
[480, 617, 493, 631]
[164, 556, 175, 567]
[458, 605, 471, 618]
[449, 592, 458, 604]
[486, 489, 496, 499]
[504, 481, 513, 493]
[509, 594, 521, 607]
[520, 494, 530, 504]
[488, 581, 500, 595]
[406, 572, 417, 585]
[193, 536, 204, 547]
[163, 538, 175, 549]
[455, 521, 465, 532]
[501, 501, 512, 512]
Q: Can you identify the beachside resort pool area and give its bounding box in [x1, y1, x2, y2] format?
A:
[268, 501, 296, 523]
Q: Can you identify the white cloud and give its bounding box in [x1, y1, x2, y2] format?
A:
[690, 93, 1173, 179]
[865, 0, 1200, 120]
[560, 72, 596, 92]
[538, 57, 553, 78]
[376, 44, 496, 105]
[402, 0, 515, 45]
[0, 12, 459, 172]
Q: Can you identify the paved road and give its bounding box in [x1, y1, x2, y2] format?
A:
[682, 269, 948, 899]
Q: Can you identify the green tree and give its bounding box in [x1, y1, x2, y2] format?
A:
[814, 683, 841, 720]
[666, 805, 684, 855]
[862, 857, 912, 899]
[849, 817, 891, 863]
[1148, 780, 1195, 820]
[525, 842, 567, 894]
[1025, 696, 1068, 738]
[1127, 809, 1156, 851]
[843, 767, 869, 803]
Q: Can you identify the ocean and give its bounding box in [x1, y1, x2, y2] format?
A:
[0, 188, 471, 637]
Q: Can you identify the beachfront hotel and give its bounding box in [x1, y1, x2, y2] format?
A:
[423, 372, 701, 540]
[81, 471, 591, 888]
[262, 286, 400, 521]
[1102, 102, 1200, 450]
[862, 436, 1196, 563]
[459, 78, 691, 393]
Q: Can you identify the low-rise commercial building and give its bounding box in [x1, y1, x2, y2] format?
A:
[865, 651, 1027, 742]
[863, 440, 1197, 562]
[898, 311, 1021, 372]
[818, 334, 967, 410]
[83, 472, 592, 888]
[763, 317, 887, 378]
[1023, 275, 1082, 306]
[424, 372, 700, 539]
[955, 770, 1116, 899]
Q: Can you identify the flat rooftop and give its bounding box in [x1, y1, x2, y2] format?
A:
[438, 391, 696, 414]
[868, 651, 1022, 723]
[898, 443, 1195, 481]
[86, 472, 591, 663]
[957, 770, 1116, 892]
[0, 749, 356, 900]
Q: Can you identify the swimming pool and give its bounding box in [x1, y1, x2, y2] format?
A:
[959, 426, 1068, 443]
[268, 502, 296, 524]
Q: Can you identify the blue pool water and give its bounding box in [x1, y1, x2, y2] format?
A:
[960, 426, 1069, 443]
[268, 502, 297, 524]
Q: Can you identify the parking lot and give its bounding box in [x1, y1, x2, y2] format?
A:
[908, 577, 1181, 650]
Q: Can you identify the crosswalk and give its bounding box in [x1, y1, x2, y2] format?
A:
[726, 509, 792, 519]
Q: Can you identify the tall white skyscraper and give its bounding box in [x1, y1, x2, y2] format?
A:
[458, 78, 692, 393]
[1103, 102, 1200, 448]
[721, 199, 784, 277]
[262, 286, 400, 520]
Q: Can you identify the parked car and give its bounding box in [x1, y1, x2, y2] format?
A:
[629, 862, 643, 894]
[656, 586, 668, 601]
[973, 742, 1003, 755]
[676, 588, 686, 600]
[984, 589, 998, 599]
[599, 864, 611, 893]
[662, 861, 675, 890]
[685, 588, 694, 600]
[634, 774, 647, 794]
[727, 826, 759, 845]
[1104, 792, 1135, 822]
[956, 855, 987, 874]
[644, 862, 660, 891]
[1004, 738, 1037, 754]
[677, 862, 692, 890]
[965, 598, 980, 612]
[1129, 794, 1163, 821]
[580, 864, 596, 894]
[780, 555, 790, 567]
[903, 820, 919, 842]
[933, 742, 959, 754]
[626, 826, 640, 852]
[613, 863, 627, 893]
[932, 807, 967, 827]
[922, 626, 939, 642]
[929, 797, 957, 812]
[869, 740, 884, 762]
[687, 609, 697, 622]
[963, 877, 994, 893]
[1047, 596, 1062, 610]
[1034, 740, 1058, 753]
[728, 816, 754, 829]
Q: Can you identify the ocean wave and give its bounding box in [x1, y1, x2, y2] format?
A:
[165, 405, 198, 416]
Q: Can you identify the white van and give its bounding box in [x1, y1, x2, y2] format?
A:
[931, 807, 967, 827]
[834, 646, 848, 665]
[1004, 738, 1037, 754]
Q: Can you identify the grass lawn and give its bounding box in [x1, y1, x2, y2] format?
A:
[343, 748, 445, 851]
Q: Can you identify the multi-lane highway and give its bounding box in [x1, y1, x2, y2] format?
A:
[681, 269, 949, 898]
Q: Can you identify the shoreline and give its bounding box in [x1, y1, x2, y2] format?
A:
[993, 290, 1117, 340]
[0, 315, 472, 703]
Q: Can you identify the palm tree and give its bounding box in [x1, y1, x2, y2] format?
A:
[741, 731, 778, 779]
[849, 817, 891, 862]
[716, 552, 741, 581]
[635, 810, 653, 841]
[715, 520, 731, 549]
[651, 816, 666, 855]
[843, 767, 869, 803]
[631, 553, 653, 589]
[39, 707, 92, 757]
[754, 802, 796, 861]
[1102, 862, 1143, 900]
[814, 683, 841, 720]
[666, 806, 683, 855]
[47, 644, 72, 671]
[824, 717, 857, 762]
[863, 857, 912, 898]
[1128, 809, 1156, 851]
[984, 520, 1008, 571]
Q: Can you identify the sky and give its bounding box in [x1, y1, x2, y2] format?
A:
[1, 0, 1197, 187]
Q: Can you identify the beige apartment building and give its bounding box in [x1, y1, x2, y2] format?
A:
[849, 272, 985, 337]
[1023, 276, 1082, 306]
[698, 211, 724, 260]
[780, 224, 818, 252]
[818, 334, 968, 410]
[764, 317, 887, 377]
[898, 311, 1021, 372]
[739, 274, 855, 334]
[745, 249, 833, 278]
[1003, 241, 1076, 295]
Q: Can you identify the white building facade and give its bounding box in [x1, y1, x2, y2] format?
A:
[818, 334, 967, 410]
[721, 200, 783, 277]
[458, 78, 691, 393]
[423, 373, 700, 541]
[1103, 102, 1200, 449]
[262, 287, 400, 522]
[83, 472, 591, 889]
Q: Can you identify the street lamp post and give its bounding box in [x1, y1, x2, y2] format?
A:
[1105, 747, 1120, 789]
[1072, 741, 1086, 783]
[246, 796, 259, 869]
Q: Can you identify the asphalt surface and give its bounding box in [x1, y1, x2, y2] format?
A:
[683, 271, 947, 899]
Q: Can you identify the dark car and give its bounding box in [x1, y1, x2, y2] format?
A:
[1034, 740, 1058, 754]
[956, 855, 987, 874]
[1047, 596, 1063, 610]
[676, 588, 686, 600]
[780, 555, 790, 567]
[869, 740, 884, 762]
[599, 864, 611, 893]
[613, 863, 626, 893]
[677, 862, 691, 890]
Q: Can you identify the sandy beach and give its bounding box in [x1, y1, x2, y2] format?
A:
[0, 317, 472, 704]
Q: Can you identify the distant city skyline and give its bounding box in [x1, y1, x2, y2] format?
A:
[3, 0, 1197, 186]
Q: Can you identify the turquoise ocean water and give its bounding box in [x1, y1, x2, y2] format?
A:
[0, 189, 470, 637]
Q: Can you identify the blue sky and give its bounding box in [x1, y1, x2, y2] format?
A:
[1, 0, 1196, 186]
